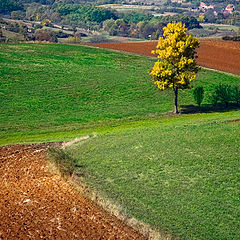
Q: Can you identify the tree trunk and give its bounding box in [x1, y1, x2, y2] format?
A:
[174, 87, 179, 114]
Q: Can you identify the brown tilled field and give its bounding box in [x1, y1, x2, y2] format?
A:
[0, 144, 144, 240]
[93, 40, 240, 75]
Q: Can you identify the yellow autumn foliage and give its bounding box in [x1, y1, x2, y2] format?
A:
[150, 22, 199, 91]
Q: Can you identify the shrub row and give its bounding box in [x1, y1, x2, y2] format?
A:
[193, 84, 240, 107]
[209, 84, 240, 107]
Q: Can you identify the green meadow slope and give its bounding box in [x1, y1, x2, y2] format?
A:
[0, 43, 240, 145]
[68, 113, 240, 240]
[1, 43, 240, 239]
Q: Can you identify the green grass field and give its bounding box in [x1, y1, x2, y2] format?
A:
[68, 112, 240, 240]
[1, 43, 240, 239]
[1, 43, 240, 145]
[201, 23, 239, 32]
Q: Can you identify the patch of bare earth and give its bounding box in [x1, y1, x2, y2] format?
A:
[0, 143, 144, 240]
[226, 119, 240, 123]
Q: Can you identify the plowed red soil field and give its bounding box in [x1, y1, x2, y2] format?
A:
[93, 40, 240, 75]
[0, 144, 144, 240]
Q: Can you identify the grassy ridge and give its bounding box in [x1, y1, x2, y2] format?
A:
[1, 43, 240, 145]
[68, 113, 240, 240]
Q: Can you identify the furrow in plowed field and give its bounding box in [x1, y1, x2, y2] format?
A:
[93, 40, 240, 75]
[0, 144, 144, 240]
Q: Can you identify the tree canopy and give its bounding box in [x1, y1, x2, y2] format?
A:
[0, 0, 23, 14]
[150, 22, 200, 114]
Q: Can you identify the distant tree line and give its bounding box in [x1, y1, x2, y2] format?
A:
[103, 14, 201, 39]
[0, 0, 204, 42]
[0, 0, 23, 14]
[1, 0, 202, 40]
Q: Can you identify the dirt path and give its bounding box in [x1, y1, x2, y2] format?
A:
[0, 143, 144, 240]
[92, 39, 240, 75]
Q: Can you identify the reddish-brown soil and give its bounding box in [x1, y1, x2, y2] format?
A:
[197, 40, 240, 75]
[0, 144, 144, 240]
[226, 119, 240, 123]
[92, 40, 240, 75]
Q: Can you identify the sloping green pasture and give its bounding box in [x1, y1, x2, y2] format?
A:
[1, 43, 240, 239]
[0, 43, 239, 145]
[68, 113, 240, 240]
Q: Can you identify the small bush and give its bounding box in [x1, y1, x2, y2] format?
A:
[11, 10, 25, 20]
[222, 36, 240, 41]
[222, 36, 232, 41]
[89, 34, 109, 43]
[34, 24, 42, 30]
[209, 84, 240, 107]
[48, 148, 76, 177]
[209, 92, 218, 106]
[65, 36, 81, 43]
[214, 84, 232, 107]
[56, 30, 72, 38]
[193, 86, 204, 106]
[232, 85, 240, 105]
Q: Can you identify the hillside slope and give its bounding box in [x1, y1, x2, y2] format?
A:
[1, 43, 240, 145]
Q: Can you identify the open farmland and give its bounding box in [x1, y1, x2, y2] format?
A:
[93, 39, 240, 75]
[1, 43, 240, 239]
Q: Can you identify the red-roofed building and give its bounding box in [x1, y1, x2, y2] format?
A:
[199, 2, 215, 11]
[200, 2, 208, 10]
[225, 4, 235, 14]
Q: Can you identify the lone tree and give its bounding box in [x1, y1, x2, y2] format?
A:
[150, 22, 200, 114]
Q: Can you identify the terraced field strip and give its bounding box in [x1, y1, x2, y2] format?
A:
[0, 144, 144, 240]
[92, 39, 240, 75]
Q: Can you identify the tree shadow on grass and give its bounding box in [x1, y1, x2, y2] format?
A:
[180, 104, 240, 114]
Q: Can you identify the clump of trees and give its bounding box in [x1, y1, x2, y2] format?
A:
[0, 0, 23, 14]
[209, 84, 240, 107]
[101, 14, 201, 40]
[56, 3, 117, 29]
[34, 29, 58, 42]
[192, 84, 240, 109]
[150, 22, 200, 114]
